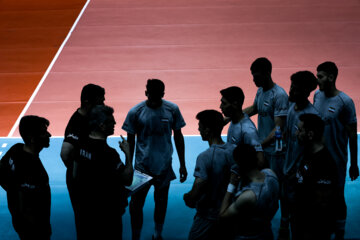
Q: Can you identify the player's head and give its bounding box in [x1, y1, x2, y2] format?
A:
[220, 86, 245, 117]
[146, 79, 165, 101]
[80, 84, 105, 108]
[289, 71, 317, 103]
[296, 113, 324, 145]
[250, 57, 272, 87]
[233, 144, 258, 175]
[316, 61, 338, 91]
[196, 110, 225, 140]
[88, 105, 116, 136]
[19, 115, 51, 148]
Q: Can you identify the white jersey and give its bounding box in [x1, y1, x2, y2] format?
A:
[313, 90, 357, 185]
[194, 142, 236, 219]
[122, 100, 186, 177]
[253, 84, 289, 153]
[227, 113, 263, 152]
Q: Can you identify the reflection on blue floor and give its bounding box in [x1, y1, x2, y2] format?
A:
[0, 136, 359, 239]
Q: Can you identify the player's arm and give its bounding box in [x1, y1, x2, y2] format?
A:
[261, 115, 286, 149]
[243, 104, 258, 117]
[119, 135, 134, 186]
[174, 129, 187, 182]
[60, 142, 75, 168]
[345, 123, 359, 180]
[183, 177, 206, 208]
[126, 133, 136, 163]
[219, 190, 256, 219]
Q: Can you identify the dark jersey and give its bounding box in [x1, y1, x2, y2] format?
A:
[295, 147, 338, 214]
[64, 109, 89, 147]
[0, 143, 51, 237]
[72, 137, 127, 239]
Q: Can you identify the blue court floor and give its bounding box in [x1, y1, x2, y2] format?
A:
[0, 136, 359, 240]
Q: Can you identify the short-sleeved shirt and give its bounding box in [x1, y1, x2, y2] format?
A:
[295, 147, 338, 229]
[283, 101, 319, 176]
[73, 137, 126, 199]
[254, 84, 289, 153]
[227, 113, 263, 152]
[0, 143, 51, 237]
[63, 109, 89, 147]
[193, 142, 236, 219]
[122, 100, 186, 177]
[313, 90, 357, 185]
[72, 137, 127, 238]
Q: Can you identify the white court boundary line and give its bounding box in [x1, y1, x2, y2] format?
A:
[7, 0, 91, 137]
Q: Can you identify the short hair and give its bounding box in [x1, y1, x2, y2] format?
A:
[196, 110, 225, 136]
[220, 86, 245, 107]
[317, 61, 338, 80]
[290, 71, 318, 93]
[298, 114, 324, 141]
[19, 115, 49, 145]
[146, 79, 165, 94]
[80, 84, 105, 107]
[88, 105, 114, 132]
[250, 57, 272, 74]
[233, 144, 258, 174]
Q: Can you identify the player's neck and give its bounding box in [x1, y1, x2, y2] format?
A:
[89, 132, 107, 140]
[262, 80, 275, 91]
[23, 144, 41, 156]
[208, 136, 224, 146]
[247, 169, 264, 183]
[231, 111, 244, 124]
[324, 87, 340, 98]
[294, 99, 309, 111]
[146, 99, 163, 109]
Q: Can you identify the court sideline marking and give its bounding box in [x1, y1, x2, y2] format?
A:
[7, 0, 91, 137]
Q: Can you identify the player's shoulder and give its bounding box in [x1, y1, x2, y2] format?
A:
[273, 84, 288, 96]
[162, 100, 179, 110]
[337, 91, 354, 105]
[128, 101, 147, 114]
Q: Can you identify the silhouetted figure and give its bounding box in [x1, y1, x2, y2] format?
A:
[292, 114, 338, 240]
[183, 110, 236, 240]
[72, 105, 133, 240]
[314, 61, 359, 239]
[0, 116, 52, 240]
[60, 83, 105, 238]
[122, 79, 187, 240]
[243, 57, 289, 239]
[219, 144, 279, 240]
[282, 71, 318, 237]
[220, 86, 265, 168]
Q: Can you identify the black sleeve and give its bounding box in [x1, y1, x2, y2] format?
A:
[0, 151, 12, 191]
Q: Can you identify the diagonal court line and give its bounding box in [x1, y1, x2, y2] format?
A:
[7, 0, 91, 137]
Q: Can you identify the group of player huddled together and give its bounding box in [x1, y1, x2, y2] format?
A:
[0, 58, 358, 240]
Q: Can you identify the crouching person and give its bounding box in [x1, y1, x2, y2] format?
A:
[219, 144, 280, 240]
[0, 116, 52, 240]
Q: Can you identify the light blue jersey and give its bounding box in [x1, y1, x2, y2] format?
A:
[283, 101, 319, 175]
[314, 90, 357, 186]
[194, 142, 236, 219]
[227, 113, 263, 152]
[254, 84, 288, 154]
[234, 169, 279, 239]
[122, 100, 186, 179]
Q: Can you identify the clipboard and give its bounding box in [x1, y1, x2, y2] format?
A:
[125, 170, 153, 196]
